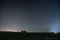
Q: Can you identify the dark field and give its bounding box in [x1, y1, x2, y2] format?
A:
[0, 31, 60, 40]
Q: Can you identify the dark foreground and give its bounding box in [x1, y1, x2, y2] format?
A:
[0, 31, 60, 40]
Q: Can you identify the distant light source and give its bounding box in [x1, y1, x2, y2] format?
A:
[1, 28, 19, 32]
[48, 23, 58, 33]
[54, 32, 57, 34]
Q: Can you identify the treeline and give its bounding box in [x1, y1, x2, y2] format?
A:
[0, 31, 60, 40]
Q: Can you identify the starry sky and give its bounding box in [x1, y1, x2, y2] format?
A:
[0, 0, 60, 32]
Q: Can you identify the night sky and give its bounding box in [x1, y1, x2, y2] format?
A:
[0, 0, 60, 32]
